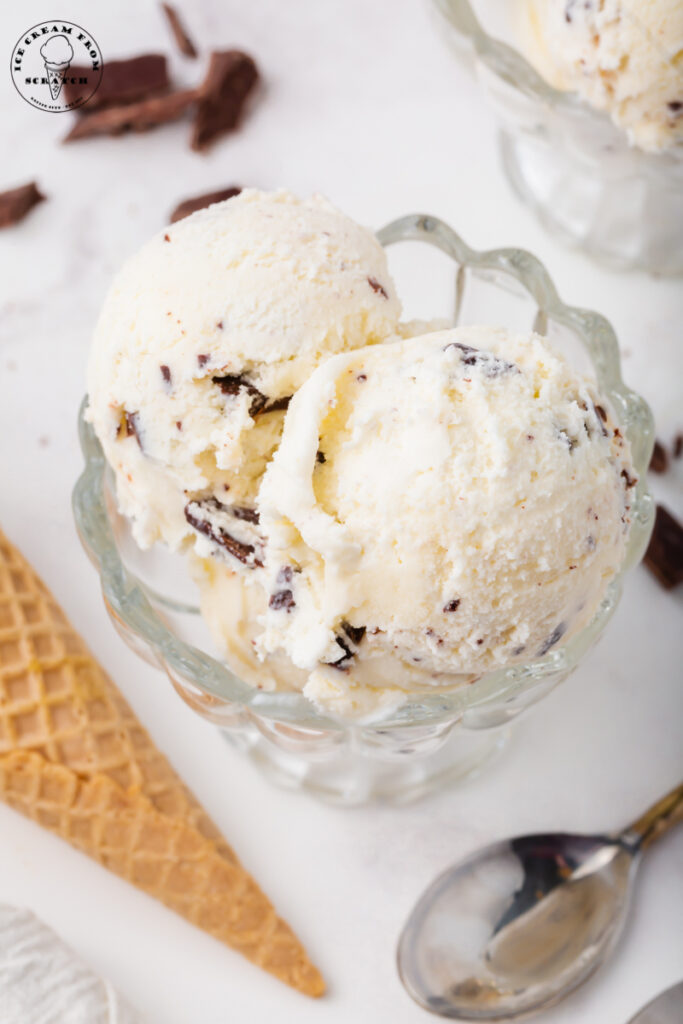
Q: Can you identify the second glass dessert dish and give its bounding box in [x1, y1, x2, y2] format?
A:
[434, 0, 683, 275]
[73, 213, 654, 806]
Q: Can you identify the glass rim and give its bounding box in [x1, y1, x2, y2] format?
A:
[72, 213, 655, 731]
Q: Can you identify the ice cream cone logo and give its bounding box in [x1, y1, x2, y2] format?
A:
[11, 21, 103, 113]
[40, 35, 73, 101]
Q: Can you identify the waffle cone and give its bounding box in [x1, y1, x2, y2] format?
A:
[0, 528, 324, 997]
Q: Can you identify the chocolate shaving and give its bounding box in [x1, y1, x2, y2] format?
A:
[260, 395, 292, 415]
[443, 599, 460, 613]
[0, 182, 45, 229]
[123, 411, 143, 449]
[367, 276, 388, 299]
[212, 374, 267, 416]
[644, 505, 683, 590]
[327, 636, 354, 669]
[184, 499, 263, 567]
[316, 450, 326, 464]
[341, 622, 366, 647]
[537, 622, 566, 656]
[170, 186, 242, 223]
[160, 364, 172, 384]
[64, 88, 197, 142]
[161, 4, 198, 59]
[269, 589, 295, 612]
[649, 440, 669, 474]
[64, 55, 169, 112]
[191, 50, 259, 151]
[231, 506, 259, 524]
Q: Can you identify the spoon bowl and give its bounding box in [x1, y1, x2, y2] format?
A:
[398, 785, 683, 1020]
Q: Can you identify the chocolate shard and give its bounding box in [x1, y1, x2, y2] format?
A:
[367, 276, 388, 299]
[191, 50, 259, 152]
[269, 589, 295, 612]
[184, 499, 263, 568]
[211, 374, 267, 416]
[326, 636, 354, 669]
[122, 411, 143, 449]
[161, 4, 198, 59]
[443, 599, 460, 613]
[649, 440, 669, 475]
[445, 341, 517, 379]
[64, 89, 197, 142]
[260, 395, 292, 415]
[316, 450, 326, 464]
[341, 622, 366, 647]
[537, 622, 566, 657]
[644, 505, 683, 590]
[0, 182, 45, 229]
[231, 506, 259, 524]
[170, 186, 242, 223]
[63, 54, 169, 112]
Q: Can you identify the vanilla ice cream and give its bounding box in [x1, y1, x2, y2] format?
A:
[523, 0, 683, 151]
[87, 189, 401, 564]
[233, 326, 635, 717]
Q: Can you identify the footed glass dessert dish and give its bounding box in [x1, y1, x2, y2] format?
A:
[434, 0, 683, 275]
[73, 214, 654, 805]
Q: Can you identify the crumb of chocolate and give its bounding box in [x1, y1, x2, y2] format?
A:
[161, 3, 198, 59]
[327, 635, 354, 669]
[260, 395, 292, 415]
[176, 420, 182, 430]
[316, 450, 326, 464]
[212, 373, 267, 416]
[197, 353, 210, 367]
[269, 589, 295, 612]
[160, 364, 171, 384]
[191, 50, 259, 152]
[445, 341, 517, 379]
[527, 434, 535, 441]
[476, 638, 484, 646]
[621, 468, 637, 489]
[123, 411, 143, 449]
[170, 186, 242, 224]
[0, 182, 45, 229]
[64, 88, 197, 142]
[649, 440, 669, 474]
[164, 233, 171, 242]
[644, 505, 683, 590]
[668, 100, 682, 113]
[367, 276, 388, 299]
[216, 320, 223, 330]
[443, 599, 460, 613]
[356, 374, 367, 382]
[594, 403, 607, 422]
[277, 566, 294, 585]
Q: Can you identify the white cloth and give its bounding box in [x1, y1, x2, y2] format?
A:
[0, 905, 141, 1024]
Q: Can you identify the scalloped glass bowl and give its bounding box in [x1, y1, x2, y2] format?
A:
[73, 214, 655, 805]
[434, 0, 683, 275]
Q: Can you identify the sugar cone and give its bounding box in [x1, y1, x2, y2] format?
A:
[0, 528, 324, 997]
[45, 62, 68, 101]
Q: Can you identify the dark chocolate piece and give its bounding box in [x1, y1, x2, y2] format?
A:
[161, 4, 198, 59]
[341, 622, 366, 647]
[367, 276, 388, 299]
[123, 411, 143, 449]
[160, 364, 171, 384]
[443, 599, 460, 613]
[231, 506, 259, 524]
[212, 374, 267, 416]
[644, 505, 683, 589]
[269, 589, 295, 612]
[621, 468, 637, 489]
[63, 55, 169, 112]
[0, 182, 45, 229]
[191, 50, 259, 151]
[260, 395, 292, 415]
[327, 636, 354, 669]
[668, 101, 682, 114]
[184, 498, 263, 567]
[316, 450, 326, 464]
[649, 440, 669, 474]
[537, 622, 566, 656]
[277, 566, 294, 584]
[197, 353, 210, 367]
[170, 186, 242, 223]
[64, 89, 197, 142]
[445, 341, 517, 379]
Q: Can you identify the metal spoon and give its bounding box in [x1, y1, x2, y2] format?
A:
[398, 784, 683, 1020]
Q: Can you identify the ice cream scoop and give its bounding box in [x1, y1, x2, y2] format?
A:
[523, 0, 683, 151]
[40, 35, 74, 101]
[245, 326, 635, 718]
[87, 189, 401, 561]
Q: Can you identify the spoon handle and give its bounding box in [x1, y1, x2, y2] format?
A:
[626, 783, 683, 850]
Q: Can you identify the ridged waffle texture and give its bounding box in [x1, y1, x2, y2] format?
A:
[0, 528, 324, 997]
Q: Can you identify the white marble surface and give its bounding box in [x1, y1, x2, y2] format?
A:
[1, 1, 682, 1022]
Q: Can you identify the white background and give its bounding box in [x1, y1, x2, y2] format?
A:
[1, 2, 682, 1022]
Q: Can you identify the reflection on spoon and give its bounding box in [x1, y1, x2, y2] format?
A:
[398, 784, 683, 1020]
